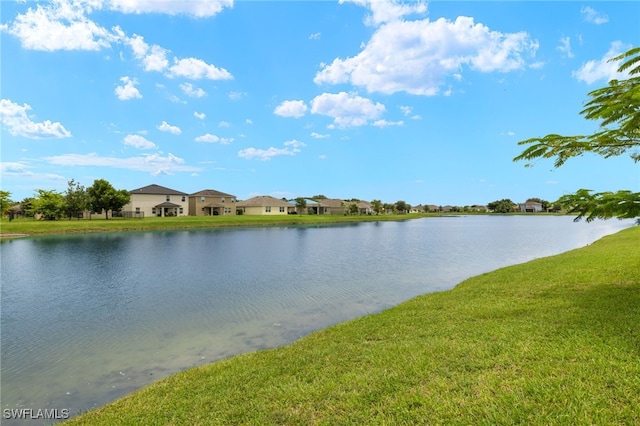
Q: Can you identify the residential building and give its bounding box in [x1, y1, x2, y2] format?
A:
[189, 189, 237, 216]
[236, 196, 295, 215]
[519, 201, 544, 213]
[125, 184, 189, 217]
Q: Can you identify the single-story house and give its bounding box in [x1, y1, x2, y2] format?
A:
[236, 196, 296, 215]
[124, 184, 189, 217]
[189, 189, 237, 216]
[315, 198, 348, 215]
[519, 201, 543, 213]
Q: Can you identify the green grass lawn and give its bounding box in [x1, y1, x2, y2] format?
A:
[0, 214, 426, 237]
[65, 226, 640, 425]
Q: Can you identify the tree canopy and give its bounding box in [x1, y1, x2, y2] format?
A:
[514, 46, 640, 222]
[87, 179, 130, 219]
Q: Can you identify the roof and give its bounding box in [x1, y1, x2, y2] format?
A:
[154, 201, 182, 208]
[190, 189, 235, 197]
[130, 184, 187, 195]
[236, 196, 294, 208]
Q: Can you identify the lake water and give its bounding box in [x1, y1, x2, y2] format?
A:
[0, 216, 635, 423]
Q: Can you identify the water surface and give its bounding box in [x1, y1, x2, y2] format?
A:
[0, 216, 634, 423]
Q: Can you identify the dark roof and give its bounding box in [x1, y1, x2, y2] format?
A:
[190, 189, 235, 197]
[154, 201, 182, 208]
[130, 184, 187, 195]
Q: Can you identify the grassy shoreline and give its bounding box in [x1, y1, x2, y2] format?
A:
[0, 214, 433, 238]
[65, 225, 640, 425]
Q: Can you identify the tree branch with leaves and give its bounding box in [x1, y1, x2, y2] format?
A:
[514, 46, 640, 222]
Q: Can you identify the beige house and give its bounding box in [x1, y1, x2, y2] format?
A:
[189, 189, 237, 216]
[236, 196, 295, 215]
[125, 184, 189, 217]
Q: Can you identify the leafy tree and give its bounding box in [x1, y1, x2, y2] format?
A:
[32, 189, 65, 220]
[348, 203, 359, 215]
[65, 179, 88, 219]
[294, 197, 307, 214]
[488, 199, 515, 213]
[87, 179, 130, 219]
[371, 199, 383, 215]
[311, 194, 327, 200]
[0, 190, 12, 215]
[20, 197, 35, 217]
[514, 46, 640, 221]
[394, 200, 409, 214]
[383, 203, 394, 214]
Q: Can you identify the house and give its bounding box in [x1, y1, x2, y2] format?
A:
[519, 201, 543, 213]
[125, 184, 189, 217]
[236, 196, 296, 215]
[189, 189, 237, 216]
[315, 198, 347, 215]
[410, 205, 425, 213]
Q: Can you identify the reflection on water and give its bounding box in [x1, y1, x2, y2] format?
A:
[0, 216, 634, 423]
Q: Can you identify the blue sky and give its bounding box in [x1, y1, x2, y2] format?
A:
[1, 1, 638, 206]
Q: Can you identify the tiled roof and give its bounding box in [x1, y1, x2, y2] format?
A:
[190, 189, 235, 197]
[237, 196, 294, 208]
[130, 184, 187, 195]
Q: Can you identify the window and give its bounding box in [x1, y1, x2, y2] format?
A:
[231, 198, 236, 203]
[224, 207, 232, 214]
[265, 206, 271, 213]
[182, 196, 186, 202]
[135, 207, 140, 213]
[221, 197, 225, 203]
[201, 197, 205, 203]
[166, 195, 170, 202]
[179, 208, 184, 214]
[279, 207, 285, 213]
[152, 208, 156, 214]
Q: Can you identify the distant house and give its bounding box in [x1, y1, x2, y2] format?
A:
[189, 189, 237, 216]
[410, 205, 426, 213]
[236, 196, 295, 215]
[316, 198, 347, 215]
[519, 201, 543, 213]
[125, 184, 189, 217]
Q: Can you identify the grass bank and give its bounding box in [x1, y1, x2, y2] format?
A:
[66, 226, 640, 425]
[0, 214, 426, 237]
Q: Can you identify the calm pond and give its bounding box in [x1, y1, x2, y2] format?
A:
[0, 216, 635, 423]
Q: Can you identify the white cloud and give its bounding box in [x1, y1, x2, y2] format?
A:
[194, 111, 206, 120]
[0, 99, 72, 139]
[311, 132, 330, 139]
[314, 15, 538, 96]
[229, 91, 247, 100]
[179, 82, 207, 98]
[108, 0, 234, 18]
[218, 121, 231, 128]
[557, 36, 574, 58]
[45, 152, 200, 176]
[245, 118, 253, 124]
[372, 119, 404, 128]
[238, 140, 306, 161]
[157, 121, 182, 135]
[123, 134, 157, 149]
[127, 34, 169, 72]
[274, 100, 308, 118]
[573, 41, 631, 84]
[0, 161, 67, 182]
[115, 76, 142, 100]
[309, 32, 321, 40]
[168, 57, 233, 80]
[399, 105, 412, 116]
[343, 0, 428, 26]
[581, 6, 609, 25]
[1, 0, 117, 51]
[310, 92, 385, 128]
[195, 133, 234, 144]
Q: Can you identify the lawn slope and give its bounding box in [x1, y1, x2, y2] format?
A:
[67, 226, 640, 425]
